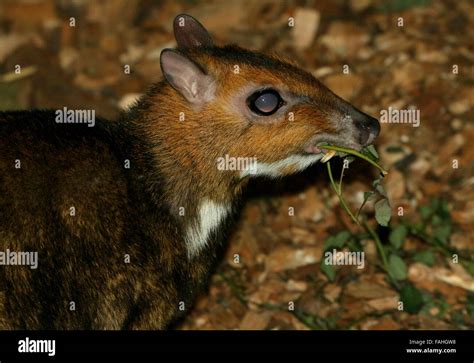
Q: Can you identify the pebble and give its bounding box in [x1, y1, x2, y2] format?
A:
[448, 100, 470, 115]
[400, 134, 410, 143]
[292, 8, 320, 50]
[450, 118, 463, 131]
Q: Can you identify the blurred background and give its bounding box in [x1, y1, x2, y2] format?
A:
[0, 0, 472, 330]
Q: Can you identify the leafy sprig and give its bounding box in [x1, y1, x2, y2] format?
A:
[318, 145, 472, 318]
[319, 144, 397, 285]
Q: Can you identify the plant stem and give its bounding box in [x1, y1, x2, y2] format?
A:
[320, 145, 388, 175]
[364, 219, 399, 289]
[326, 162, 360, 227]
[339, 161, 346, 188]
[326, 160, 400, 289]
[356, 197, 369, 219]
[364, 220, 388, 270]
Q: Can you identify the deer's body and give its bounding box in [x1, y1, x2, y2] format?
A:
[0, 15, 379, 329]
[0, 110, 225, 329]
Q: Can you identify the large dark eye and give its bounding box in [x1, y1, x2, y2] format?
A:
[247, 89, 284, 116]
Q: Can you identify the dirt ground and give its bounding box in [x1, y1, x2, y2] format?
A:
[0, 0, 473, 330]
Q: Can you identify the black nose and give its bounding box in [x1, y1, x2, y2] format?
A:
[353, 113, 380, 146]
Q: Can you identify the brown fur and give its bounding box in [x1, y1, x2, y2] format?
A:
[0, 17, 377, 329]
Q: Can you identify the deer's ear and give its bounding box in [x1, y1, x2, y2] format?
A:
[160, 49, 215, 105]
[173, 14, 213, 49]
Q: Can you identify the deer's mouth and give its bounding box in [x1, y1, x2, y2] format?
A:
[303, 136, 361, 157]
[304, 144, 326, 154]
[303, 144, 344, 163]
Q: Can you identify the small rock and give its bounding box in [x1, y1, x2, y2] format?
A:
[268, 311, 310, 330]
[265, 246, 321, 272]
[349, 0, 372, 12]
[367, 296, 399, 312]
[100, 34, 122, 56]
[363, 239, 377, 260]
[312, 67, 333, 78]
[437, 133, 465, 165]
[292, 8, 320, 50]
[295, 187, 325, 223]
[357, 46, 374, 60]
[380, 145, 410, 168]
[366, 316, 400, 330]
[286, 279, 308, 292]
[239, 311, 272, 330]
[345, 276, 396, 300]
[450, 233, 471, 250]
[320, 22, 369, 58]
[450, 119, 463, 131]
[119, 45, 145, 64]
[448, 100, 470, 115]
[409, 156, 431, 179]
[248, 278, 303, 307]
[0, 34, 30, 63]
[323, 283, 342, 303]
[375, 33, 409, 52]
[400, 134, 410, 143]
[384, 169, 405, 202]
[359, 319, 379, 330]
[416, 44, 448, 64]
[408, 263, 469, 303]
[392, 62, 424, 91]
[59, 46, 79, 71]
[452, 200, 474, 228]
[429, 307, 440, 316]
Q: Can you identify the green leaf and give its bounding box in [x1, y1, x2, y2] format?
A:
[413, 250, 435, 266]
[375, 198, 391, 227]
[461, 261, 474, 277]
[434, 225, 451, 245]
[389, 225, 407, 249]
[385, 145, 404, 153]
[419, 205, 433, 220]
[320, 259, 336, 281]
[372, 177, 388, 198]
[323, 236, 338, 251]
[451, 311, 464, 325]
[388, 254, 407, 281]
[466, 293, 474, 319]
[323, 231, 351, 251]
[430, 198, 441, 210]
[413, 221, 424, 231]
[436, 295, 449, 318]
[431, 214, 443, 226]
[357, 191, 375, 218]
[347, 239, 363, 253]
[361, 145, 379, 161]
[363, 191, 375, 202]
[334, 230, 351, 245]
[419, 290, 436, 315]
[400, 284, 424, 314]
[365, 145, 379, 159]
[438, 199, 450, 219]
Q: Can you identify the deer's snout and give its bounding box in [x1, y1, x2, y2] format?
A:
[352, 111, 380, 146]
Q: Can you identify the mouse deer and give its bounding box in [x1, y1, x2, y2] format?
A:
[0, 14, 379, 329]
